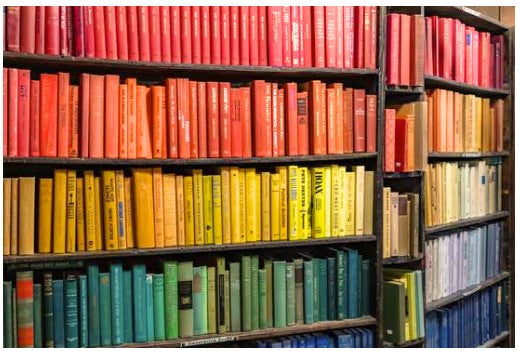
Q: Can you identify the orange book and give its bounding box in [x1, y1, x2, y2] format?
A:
[353, 88, 366, 152]
[177, 78, 191, 159]
[136, 85, 153, 158]
[206, 82, 220, 157]
[89, 75, 104, 158]
[126, 78, 137, 158]
[343, 88, 354, 153]
[285, 82, 298, 156]
[196, 81, 207, 158]
[165, 78, 178, 158]
[427, 94, 434, 151]
[304, 80, 326, 155]
[57, 72, 70, 157]
[334, 83, 344, 152]
[251, 80, 272, 157]
[296, 91, 309, 155]
[366, 94, 377, 152]
[384, 108, 396, 172]
[492, 99, 503, 151]
[326, 87, 337, 154]
[219, 82, 232, 157]
[80, 74, 90, 158]
[241, 87, 252, 157]
[446, 90, 454, 152]
[230, 88, 243, 157]
[271, 83, 280, 157]
[152, 85, 167, 158]
[119, 84, 128, 158]
[490, 107, 497, 151]
[453, 93, 463, 152]
[104, 74, 119, 158]
[277, 87, 285, 156]
[152, 167, 165, 247]
[68, 85, 79, 157]
[40, 73, 58, 157]
[189, 81, 199, 158]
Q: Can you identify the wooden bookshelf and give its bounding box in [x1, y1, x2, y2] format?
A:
[478, 331, 510, 348]
[383, 171, 423, 179]
[428, 151, 509, 160]
[424, 211, 510, 235]
[382, 254, 423, 266]
[424, 75, 510, 97]
[424, 6, 509, 33]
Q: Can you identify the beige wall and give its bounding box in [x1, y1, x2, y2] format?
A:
[468, 6, 514, 27]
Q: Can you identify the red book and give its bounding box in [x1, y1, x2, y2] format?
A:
[190, 6, 201, 64]
[80, 74, 89, 157]
[179, 7, 192, 63]
[221, 6, 230, 65]
[83, 6, 95, 58]
[301, 6, 312, 67]
[40, 73, 58, 157]
[366, 94, 376, 152]
[386, 14, 400, 85]
[16, 272, 34, 347]
[20, 6, 36, 53]
[312, 6, 325, 67]
[271, 83, 280, 156]
[258, 7, 268, 66]
[238, 88, 251, 158]
[3, 70, 7, 156]
[353, 89, 366, 152]
[201, 6, 211, 64]
[384, 108, 396, 172]
[113, 7, 128, 60]
[395, 118, 408, 172]
[17, 70, 31, 157]
[123, 7, 138, 61]
[148, 6, 161, 62]
[209, 6, 221, 65]
[297, 7, 304, 66]
[478, 32, 488, 86]
[7, 69, 18, 156]
[93, 6, 107, 58]
[343, 88, 354, 153]
[219, 82, 232, 158]
[432, 16, 439, 76]
[368, 7, 378, 69]
[118, 84, 128, 158]
[472, 28, 479, 85]
[230, 6, 240, 65]
[326, 87, 337, 153]
[137, 6, 151, 61]
[277, 88, 285, 156]
[290, 6, 300, 67]
[250, 6, 259, 65]
[165, 78, 178, 158]
[252, 80, 269, 157]
[285, 83, 299, 155]
[35, 7, 45, 54]
[464, 27, 473, 84]
[354, 6, 364, 68]
[57, 72, 70, 157]
[399, 14, 411, 86]
[69, 85, 79, 157]
[72, 7, 85, 57]
[30, 80, 40, 157]
[362, 7, 372, 69]
[296, 92, 309, 155]
[45, 6, 59, 55]
[206, 82, 220, 157]
[410, 15, 425, 86]
[66, 7, 73, 55]
[152, 86, 166, 158]
[104, 6, 118, 59]
[170, 7, 181, 63]
[197, 82, 207, 158]
[189, 81, 199, 158]
[304, 81, 326, 154]
[335, 6, 344, 68]
[281, 6, 291, 66]
[105, 75, 119, 158]
[158, 7, 171, 62]
[7, 6, 20, 52]
[267, 6, 283, 66]
[425, 17, 433, 76]
[453, 19, 465, 82]
[88, 75, 104, 158]
[239, 7, 249, 65]
[230, 88, 243, 157]
[440, 17, 453, 80]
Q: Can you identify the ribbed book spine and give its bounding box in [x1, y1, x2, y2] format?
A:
[122, 271, 134, 343]
[4, 281, 13, 348]
[43, 273, 54, 347]
[52, 279, 65, 348]
[64, 274, 79, 347]
[164, 261, 178, 340]
[110, 264, 124, 345]
[87, 266, 100, 346]
[153, 274, 166, 340]
[99, 272, 112, 346]
[16, 271, 34, 347]
[78, 275, 89, 347]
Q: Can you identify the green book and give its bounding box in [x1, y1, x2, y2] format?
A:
[346, 249, 359, 318]
[216, 257, 226, 334]
[326, 256, 337, 320]
[361, 260, 370, 316]
[273, 260, 287, 327]
[99, 272, 112, 346]
[285, 262, 296, 326]
[193, 266, 208, 336]
[33, 283, 42, 347]
[250, 255, 259, 330]
[383, 280, 406, 344]
[316, 258, 328, 321]
[330, 249, 347, 320]
[122, 271, 133, 343]
[132, 265, 147, 342]
[43, 273, 54, 347]
[207, 267, 217, 334]
[264, 258, 273, 328]
[4, 281, 13, 348]
[178, 261, 194, 338]
[110, 264, 124, 345]
[16, 271, 34, 347]
[153, 274, 166, 340]
[78, 275, 88, 347]
[357, 255, 362, 317]
[224, 270, 231, 332]
[87, 266, 100, 347]
[64, 274, 79, 347]
[52, 280, 65, 347]
[164, 261, 178, 340]
[415, 271, 424, 337]
[258, 269, 267, 329]
[229, 262, 241, 332]
[13, 287, 17, 348]
[303, 259, 314, 324]
[294, 259, 304, 325]
[145, 274, 154, 341]
[241, 256, 252, 331]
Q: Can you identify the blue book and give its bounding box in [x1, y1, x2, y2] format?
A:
[78, 275, 88, 348]
[346, 249, 359, 318]
[332, 329, 352, 348]
[122, 271, 134, 343]
[303, 333, 316, 348]
[289, 336, 299, 348]
[132, 265, 147, 342]
[145, 274, 155, 341]
[451, 305, 459, 348]
[64, 274, 79, 347]
[313, 333, 329, 348]
[255, 340, 267, 347]
[367, 328, 375, 348]
[110, 264, 124, 345]
[446, 307, 453, 347]
[474, 294, 481, 347]
[295, 335, 306, 348]
[489, 287, 498, 338]
[281, 338, 292, 348]
[269, 339, 282, 348]
[99, 272, 112, 346]
[52, 280, 65, 348]
[438, 309, 449, 348]
[87, 266, 100, 347]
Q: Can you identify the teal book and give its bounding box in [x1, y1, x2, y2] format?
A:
[99, 272, 112, 346]
[332, 249, 347, 320]
[145, 273, 154, 341]
[273, 260, 287, 327]
[33, 284, 43, 347]
[250, 255, 259, 330]
[312, 259, 320, 322]
[4, 281, 13, 348]
[361, 260, 370, 316]
[264, 258, 273, 328]
[294, 259, 304, 325]
[64, 274, 79, 347]
[110, 264, 124, 345]
[43, 273, 54, 347]
[153, 274, 166, 340]
[303, 259, 314, 324]
[316, 258, 328, 321]
[122, 271, 134, 343]
[87, 266, 100, 347]
[52, 280, 65, 348]
[78, 275, 88, 348]
[132, 265, 147, 342]
[347, 249, 359, 318]
[285, 262, 296, 326]
[326, 256, 337, 321]
[178, 261, 194, 338]
[193, 266, 208, 336]
[357, 255, 362, 317]
[258, 269, 267, 329]
[164, 261, 178, 340]
[241, 256, 252, 331]
[229, 262, 241, 332]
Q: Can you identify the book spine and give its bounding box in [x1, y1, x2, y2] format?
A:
[273, 261, 287, 327]
[110, 264, 124, 345]
[16, 271, 34, 347]
[52, 279, 65, 348]
[153, 274, 166, 340]
[132, 265, 147, 342]
[64, 274, 79, 347]
[178, 261, 194, 338]
[87, 266, 100, 346]
[78, 275, 88, 347]
[4, 282, 13, 348]
[98, 273, 111, 346]
[32, 283, 42, 347]
[43, 273, 54, 347]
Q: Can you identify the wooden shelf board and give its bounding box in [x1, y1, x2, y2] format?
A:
[383, 171, 423, 179]
[385, 85, 424, 94]
[429, 151, 510, 160]
[384, 337, 425, 348]
[425, 75, 510, 97]
[478, 331, 510, 348]
[382, 254, 423, 266]
[425, 211, 509, 235]
[424, 7, 509, 34]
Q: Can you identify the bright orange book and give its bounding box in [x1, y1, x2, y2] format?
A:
[277, 87, 285, 156]
[126, 78, 137, 158]
[296, 91, 309, 155]
[89, 75, 104, 158]
[219, 82, 232, 157]
[136, 85, 152, 158]
[68, 85, 79, 157]
[230, 88, 243, 157]
[333, 83, 344, 153]
[446, 90, 454, 152]
[152, 85, 167, 158]
[304, 80, 326, 155]
[427, 94, 434, 151]
[165, 78, 178, 158]
[343, 88, 354, 153]
[119, 84, 128, 158]
[252, 80, 272, 157]
[453, 93, 463, 152]
[326, 87, 337, 154]
[104, 74, 119, 158]
[57, 72, 70, 157]
[189, 81, 199, 158]
[177, 78, 191, 159]
[40, 73, 58, 157]
[80, 74, 90, 158]
[285, 82, 298, 155]
[197, 81, 208, 158]
[241, 87, 252, 157]
[206, 82, 220, 157]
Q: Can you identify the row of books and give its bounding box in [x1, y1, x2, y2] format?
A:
[382, 268, 425, 344]
[384, 100, 428, 173]
[382, 188, 420, 259]
[425, 223, 502, 303]
[4, 6, 378, 69]
[427, 89, 505, 153]
[2, 250, 371, 347]
[425, 282, 508, 348]
[424, 15, 505, 89]
[3, 69, 377, 158]
[3, 165, 374, 256]
[253, 328, 375, 348]
[386, 13, 424, 87]
[424, 160, 502, 227]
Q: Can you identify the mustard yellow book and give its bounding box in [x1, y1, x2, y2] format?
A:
[288, 166, 299, 241]
[102, 170, 119, 251]
[132, 168, 155, 248]
[10, 178, 18, 255]
[276, 167, 288, 240]
[345, 171, 355, 236]
[212, 175, 223, 244]
[53, 169, 67, 253]
[152, 168, 165, 248]
[475, 97, 483, 151]
[245, 168, 256, 242]
[298, 167, 310, 240]
[65, 170, 77, 253]
[337, 166, 347, 237]
[203, 175, 214, 244]
[76, 178, 86, 251]
[175, 175, 186, 246]
[482, 98, 491, 151]
[192, 169, 205, 245]
[84, 171, 97, 251]
[163, 174, 178, 247]
[270, 173, 280, 241]
[330, 165, 340, 237]
[238, 169, 247, 243]
[220, 168, 231, 244]
[352, 165, 365, 235]
[124, 177, 135, 248]
[363, 171, 374, 235]
[383, 187, 391, 258]
[255, 174, 261, 242]
[183, 176, 195, 245]
[115, 170, 127, 250]
[3, 179, 11, 255]
[307, 168, 312, 235]
[36, 179, 53, 253]
[94, 177, 103, 250]
[424, 166, 432, 227]
[324, 166, 331, 237]
[463, 94, 475, 151]
[261, 172, 271, 241]
[312, 168, 326, 238]
[18, 177, 35, 255]
[230, 167, 241, 243]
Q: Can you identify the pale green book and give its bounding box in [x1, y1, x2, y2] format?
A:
[178, 262, 194, 338]
[224, 270, 231, 333]
[230, 262, 241, 332]
[250, 255, 259, 330]
[258, 269, 267, 329]
[153, 274, 165, 341]
[164, 261, 178, 340]
[286, 262, 296, 326]
[241, 256, 251, 331]
[207, 267, 217, 334]
[193, 266, 208, 336]
[264, 258, 273, 327]
[273, 261, 287, 327]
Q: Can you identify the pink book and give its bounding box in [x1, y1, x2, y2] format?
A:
[137, 6, 151, 61]
[281, 6, 291, 66]
[104, 6, 118, 60]
[29, 80, 40, 157]
[59, 6, 68, 55]
[17, 70, 31, 157]
[72, 7, 85, 57]
[35, 6, 46, 54]
[114, 6, 128, 60]
[126, 6, 139, 61]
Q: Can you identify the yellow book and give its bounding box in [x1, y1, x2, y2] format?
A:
[330, 165, 340, 237]
[482, 98, 491, 151]
[261, 172, 271, 241]
[36, 179, 53, 253]
[19, 177, 36, 255]
[298, 167, 310, 239]
[245, 168, 257, 242]
[124, 177, 135, 248]
[53, 169, 67, 253]
[270, 173, 280, 241]
[115, 170, 127, 250]
[352, 165, 365, 235]
[65, 170, 77, 253]
[193, 169, 205, 245]
[312, 168, 326, 238]
[203, 175, 214, 244]
[94, 177, 103, 250]
[475, 97, 483, 151]
[3, 179, 11, 255]
[345, 171, 355, 235]
[132, 168, 155, 248]
[383, 187, 391, 258]
[337, 166, 347, 237]
[10, 178, 18, 255]
[230, 167, 241, 243]
[324, 166, 331, 237]
[102, 170, 119, 251]
[288, 166, 299, 240]
[84, 171, 97, 251]
[152, 168, 165, 248]
[306, 168, 312, 238]
[212, 175, 223, 244]
[175, 175, 186, 246]
[363, 171, 374, 235]
[163, 174, 178, 247]
[238, 169, 247, 243]
[276, 167, 288, 240]
[220, 168, 231, 244]
[255, 174, 261, 242]
[183, 176, 195, 246]
[76, 178, 86, 251]
[424, 166, 432, 227]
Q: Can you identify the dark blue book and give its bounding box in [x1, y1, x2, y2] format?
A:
[313, 333, 330, 348]
[295, 335, 306, 348]
[78, 275, 88, 347]
[346, 249, 359, 318]
[289, 336, 299, 348]
[451, 304, 459, 348]
[268, 339, 282, 348]
[489, 287, 498, 338]
[52, 280, 65, 348]
[122, 271, 134, 343]
[255, 340, 267, 347]
[332, 329, 353, 348]
[132, 265, 147, 342]
[474, 294, 481, 347]
[303, 333, 316, 348]
[438, 309, 449, 348]
[367, 328, 375, 348]
[281, 338, 292, 348]
[87, 265, 100, 347]
[352, 328, 361, 348]
[64, 274, 79, 347]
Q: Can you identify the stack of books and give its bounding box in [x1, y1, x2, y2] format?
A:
[253, 328, 375, 347]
